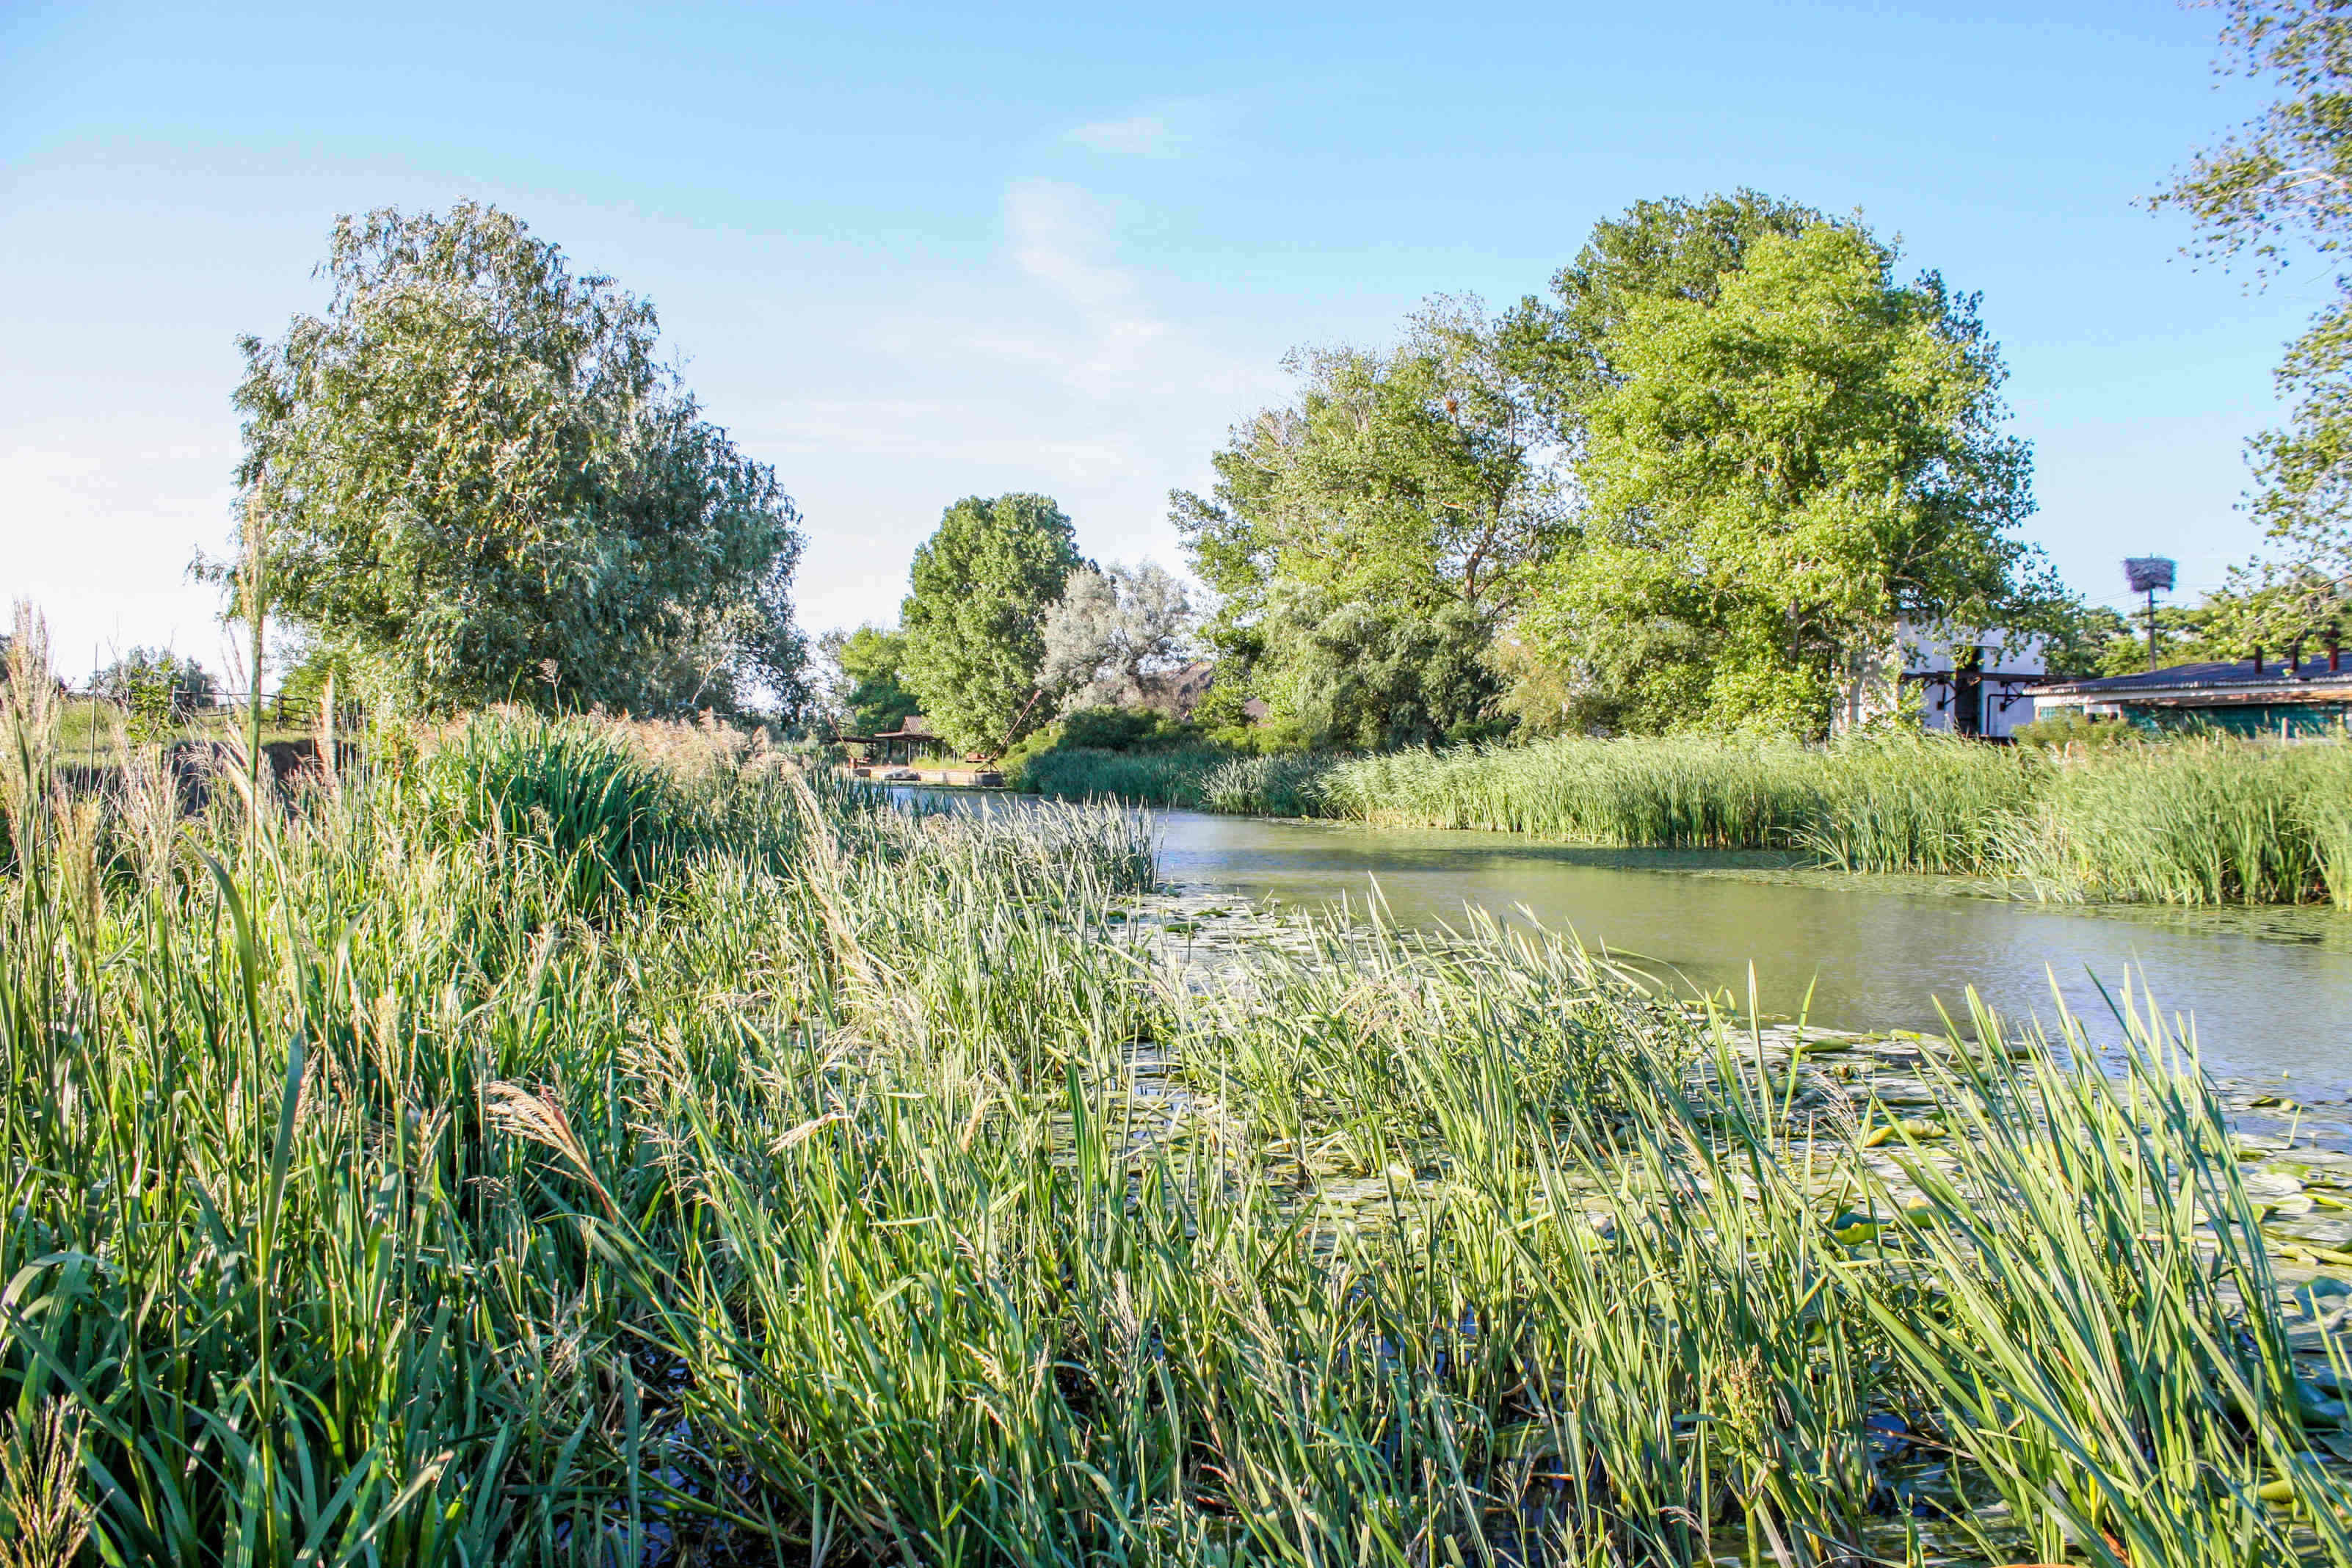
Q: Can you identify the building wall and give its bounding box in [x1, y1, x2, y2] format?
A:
[1835, 623, 2046, 740]
[2124, 703, 2348, 739]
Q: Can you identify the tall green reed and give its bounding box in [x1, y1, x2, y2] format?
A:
[4, 642, 2348, 1564]
[2011, 737, 2352, 906]
[1019, 747, 1229, 810]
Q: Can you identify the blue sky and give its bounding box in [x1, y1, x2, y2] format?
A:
[0, 0, 2322, 680]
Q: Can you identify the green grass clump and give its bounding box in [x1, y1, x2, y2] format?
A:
[2014, 736, 2352, 906]
[408, 708, 680, 903]
[1018, 744, 1229, 807]
[1199, 751, 1339, 816]
[6, 609, 2352, 1564]
[1803, 733, 2047, 874]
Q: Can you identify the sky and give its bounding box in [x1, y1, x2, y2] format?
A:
[0, 0, 2326, 684]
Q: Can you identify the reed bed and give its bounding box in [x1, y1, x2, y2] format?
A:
[1237, 733, 2352, 905]
[2011, 738, 2352, 906]
[7, 609, 2352, 1562]
[1315, 735, 2036, 873]
[1018, 746, 1229, 809]
[1020, 749, 1340, 819]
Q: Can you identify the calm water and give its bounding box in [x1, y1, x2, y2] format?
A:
[893, 788, 2352, 1084]
[1150, 810, 2352, 1086]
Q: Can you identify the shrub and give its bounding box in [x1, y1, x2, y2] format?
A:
[1056, 705, 1197, 752]
[95, 647, 214, 744]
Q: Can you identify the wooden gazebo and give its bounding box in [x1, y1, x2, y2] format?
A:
[858, 716, 934, 766]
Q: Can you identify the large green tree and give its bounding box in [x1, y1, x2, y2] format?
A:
[1532, 221, 2052, 738]
[1490, 192, 1827, 732]
[1172, 305, 1558, 747]
[228, 203, 805, 716]
[2157, 0, 2352, 632]
[899, 494, 1084, 752]
[1500, 189, 1824, 430]
[816, 625, 921, 735]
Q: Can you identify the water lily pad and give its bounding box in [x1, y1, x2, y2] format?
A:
[2295, 1277, 2352, 1313]
[2296, 1380, 2348, 1427]
[1860, 1118, 1946, 1148]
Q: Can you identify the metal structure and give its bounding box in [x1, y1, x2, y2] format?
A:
[2123, 556, 2177, 674]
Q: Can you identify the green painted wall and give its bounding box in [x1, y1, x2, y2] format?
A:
[2124, 703, 2348, 739]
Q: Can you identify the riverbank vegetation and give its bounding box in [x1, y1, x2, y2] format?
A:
[10, 641, 2352, 1563]
[1020, 730, 2352, 907]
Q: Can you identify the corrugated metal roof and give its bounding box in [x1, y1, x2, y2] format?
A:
[2032, 658, 2352, 700]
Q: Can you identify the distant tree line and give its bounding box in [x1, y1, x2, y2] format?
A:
[823, 192, 2108, 755]
[230, 49, 2352, 755]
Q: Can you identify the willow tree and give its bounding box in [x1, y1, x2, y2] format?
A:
[228, 203, 805, 716]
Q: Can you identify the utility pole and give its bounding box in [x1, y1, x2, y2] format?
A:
[2124, 557, 2176, 674]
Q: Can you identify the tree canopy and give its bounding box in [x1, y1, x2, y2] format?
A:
[1530, 221, 2052, 737]
[816, 625, 922, 736]
[899, 494, 1085, 752]
[2158, 1, 2352, 633]
[1173, 305, 1557, 746]
[1502, 189, 1824, 430]
[1038, 563, 1193, 714]
[1177, 193, 2056, 744]
[228, 202, 805, 716]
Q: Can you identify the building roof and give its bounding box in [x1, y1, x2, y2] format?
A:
[868, 714, 934, 739]
[2032, 658, 2352, 704]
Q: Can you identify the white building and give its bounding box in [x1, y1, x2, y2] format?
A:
[1833, 623, 2047, 741]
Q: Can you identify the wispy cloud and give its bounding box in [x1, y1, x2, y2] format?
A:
[742, 173, 1294, 634]
[995, 178, 1172, 396]
[1065, 114, 1180, 159]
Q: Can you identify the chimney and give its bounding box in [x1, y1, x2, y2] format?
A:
[2254, 645, 2265, 675]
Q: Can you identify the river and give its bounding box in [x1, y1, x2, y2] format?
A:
[1150, 810, 2352, 1086]
[894, 787, 2352, 1084]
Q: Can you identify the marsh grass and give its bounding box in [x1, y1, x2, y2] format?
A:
[1244, 732, 2352, 906]
[1315, 735, 2036, 874]
[2008, 738, 2352, 907]
[5, 607, 2351, 1563]
[1019, 747, 1230, 809]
